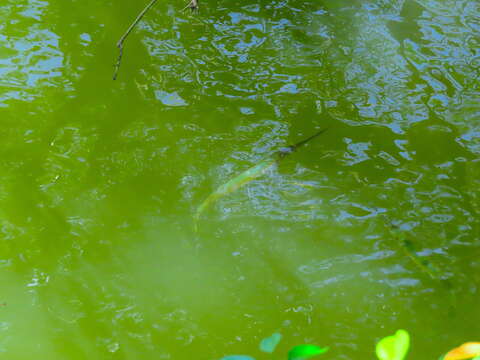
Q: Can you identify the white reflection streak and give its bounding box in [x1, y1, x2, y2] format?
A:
[298, 250, 396, 274]
[26, 269, 50, 287]
[385, 172, 423, 185]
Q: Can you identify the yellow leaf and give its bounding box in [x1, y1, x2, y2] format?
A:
[444, 342, 480, 360]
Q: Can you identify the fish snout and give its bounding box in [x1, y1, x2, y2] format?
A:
[277, 147, 293, 159]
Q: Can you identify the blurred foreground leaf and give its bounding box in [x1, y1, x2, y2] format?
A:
[288, 344, 329, 360]
[260, 333, 282, 353]
[375, 329, 410, 360]
[444, 342, 480, 360]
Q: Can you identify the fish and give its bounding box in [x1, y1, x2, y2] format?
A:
[386, 219, 443, 280]
[194, 128, 328, 230]
[400, 238, 442, 280]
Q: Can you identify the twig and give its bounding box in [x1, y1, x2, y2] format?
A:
[182, 0, 199, 12]
[113, 0, 159, 80]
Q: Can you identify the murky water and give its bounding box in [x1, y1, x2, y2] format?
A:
[1, 0, 479, 359]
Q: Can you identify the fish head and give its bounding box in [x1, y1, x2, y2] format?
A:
[276, 146, 294, 159]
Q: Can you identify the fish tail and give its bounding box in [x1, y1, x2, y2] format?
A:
[193, 196, 211, 232]
[193, 209, 201, 232]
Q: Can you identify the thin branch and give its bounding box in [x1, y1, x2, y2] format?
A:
[182, 0, 199, 12]
[113, 0, 159, 80]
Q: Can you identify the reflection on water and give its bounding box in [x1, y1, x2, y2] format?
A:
[0, 0, 479, 358]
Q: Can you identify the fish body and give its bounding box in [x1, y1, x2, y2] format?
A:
[194, 128, 327, 229]
[193, 157, 276, 229]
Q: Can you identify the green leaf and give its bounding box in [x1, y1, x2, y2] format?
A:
[220, 356, 255, 360]
[260, 333, 282, 353]
[375, 329, 410, 360]
[288, 344, 329, 360]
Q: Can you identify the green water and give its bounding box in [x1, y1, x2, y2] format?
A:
[1, 0, 479, 359]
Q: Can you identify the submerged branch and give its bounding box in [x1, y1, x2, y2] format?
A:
[113, 0, 159, 80]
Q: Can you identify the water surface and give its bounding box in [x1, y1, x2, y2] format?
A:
[1, 0, 479, 359]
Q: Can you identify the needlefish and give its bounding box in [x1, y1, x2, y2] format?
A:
[194, 128, 327, 230]
[386, 222, 441, 280]
[400, 238, 443, 280]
